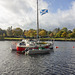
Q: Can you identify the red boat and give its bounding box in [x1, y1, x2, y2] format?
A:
[16, 39, 54, 54]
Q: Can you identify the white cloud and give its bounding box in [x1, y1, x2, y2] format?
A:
[39, 1, 75, 30]
[0, 0, 75, 30]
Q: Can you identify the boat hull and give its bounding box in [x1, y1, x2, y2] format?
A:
[25, 49, 50, 55]
[16, 46, 26, 52]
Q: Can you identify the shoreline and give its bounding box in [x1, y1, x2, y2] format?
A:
[0, 38, 75, 41]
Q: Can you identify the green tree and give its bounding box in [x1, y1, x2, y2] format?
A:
[47, 31, 52, 37]
[67, 33, 72, 38]
[70, 32, 75, 38]
[12, 28, 23, 37]
[0, 28, 3, 36]
[39, 30, 47, 37]
[61, 32, 67, 38]
[7, 26, 12, 36]
[67, 30, 72, 34]
[0, 28, 6, 37]
[55, 31, 63, 38]
[61, 27, 68, 32]
[73, 28, 75, 33]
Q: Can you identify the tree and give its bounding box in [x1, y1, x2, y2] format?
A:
[0, 28, 3, 36]
[49, 33, 54, 38]
[61, 32, 67, 38]
[0, 28, 7, 37]
[67, 30, 72, 34]
[24, 29, 37, 37]
[39, 30, 47, 37]
[7, 26, 12, 36]
[61, 27, 68, 32]
[53, 28, 60, 34]
[73, 28, 75, 33]
[12, 28, 23, 37]
[67, 33, 72, 38]
[2, 30, 7, 37]
[47, 31, 52, 37]
[70, 32, 75, 38]
[55, 31, 63, 38]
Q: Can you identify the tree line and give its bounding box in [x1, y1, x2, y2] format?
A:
[0, 26, 75, 38]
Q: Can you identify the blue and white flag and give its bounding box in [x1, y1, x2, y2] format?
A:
[40, 9, 48, 15]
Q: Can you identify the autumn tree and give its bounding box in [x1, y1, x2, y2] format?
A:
[70, 32, 75, 38]
[47, 31, 52, 37]
[39, 30, 47, 37]
[24, 30, 28, 37]
[7, 26, 12, 36]
[73, 28, 75, 33]
[61, 32, 67, 38]
[12, 28, 23, 37]
[49, 33, 54, 38]
[61, 27, 68, 32]
[24, 29, 37, 37]
[67, 33, 72, 38]
[55, 30, 63, 38]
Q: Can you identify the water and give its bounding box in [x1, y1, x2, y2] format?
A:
[0, 41, 75, 75]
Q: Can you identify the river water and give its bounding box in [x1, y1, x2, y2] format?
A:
[0, 41, 75, 75]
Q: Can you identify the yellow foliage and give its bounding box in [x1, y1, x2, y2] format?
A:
[24, 29, 37, 37]
[39, 30, 46, 36]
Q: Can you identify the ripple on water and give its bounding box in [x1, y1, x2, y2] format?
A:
[0, 41, 75, 75]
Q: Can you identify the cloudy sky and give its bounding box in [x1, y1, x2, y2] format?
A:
[0, 0, 75, 31]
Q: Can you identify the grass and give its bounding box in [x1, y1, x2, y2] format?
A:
[40, 38, 75, 41]
[3, 37, 24, 41]
[4, 37, 23, 40]
[0, 37, 75, 41]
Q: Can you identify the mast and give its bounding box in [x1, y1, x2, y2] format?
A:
[37, 0, 39, 40]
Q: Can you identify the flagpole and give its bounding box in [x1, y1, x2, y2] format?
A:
[37, 0, 39, 40]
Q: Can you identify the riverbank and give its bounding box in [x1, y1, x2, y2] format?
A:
[40, 38, 75, 41]
[0, 37, 23, 41]
[0, 37, 75, 41]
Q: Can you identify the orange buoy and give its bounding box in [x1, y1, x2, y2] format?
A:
[56, 46, 59, 48]
[73, 46, 74, 48]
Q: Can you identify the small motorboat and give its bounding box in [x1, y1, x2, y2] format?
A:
[25, 49, 51, 55]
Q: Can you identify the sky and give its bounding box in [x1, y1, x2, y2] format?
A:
[0, 0, 75, 31]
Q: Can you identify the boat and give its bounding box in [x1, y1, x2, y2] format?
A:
[25, 40, 54, 55]
[25, 49, 51, 55]
[16, 39, 54, 54]
[11, 0, 54, 54]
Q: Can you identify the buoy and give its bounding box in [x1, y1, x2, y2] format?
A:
[55, 46, 59, 49]
[73, 46, 74, 48]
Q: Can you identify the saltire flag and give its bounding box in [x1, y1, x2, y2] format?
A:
[40, 9, 48, 15]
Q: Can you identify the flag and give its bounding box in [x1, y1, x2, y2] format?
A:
[40, 9, 48, 15]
